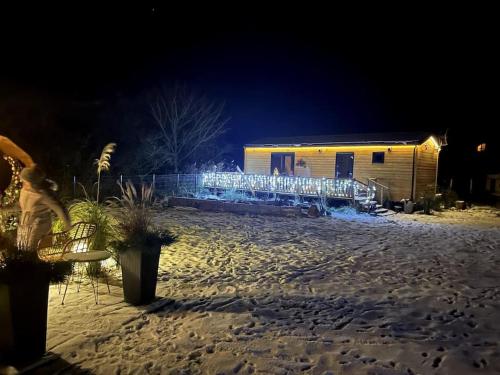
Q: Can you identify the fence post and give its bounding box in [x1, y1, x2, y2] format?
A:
[152, 174, 156, 190]
[73, 176, 76, 197]
[120, 174, 123, 186]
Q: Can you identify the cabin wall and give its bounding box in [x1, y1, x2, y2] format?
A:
[414, 138, 440, 200]
[244, 145, 417, 201]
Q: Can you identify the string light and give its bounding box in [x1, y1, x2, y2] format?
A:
[201, 172, 376, 200]
[1, 156, 22, 207]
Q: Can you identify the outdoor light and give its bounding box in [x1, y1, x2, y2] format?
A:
[1, 155, 22, 207]
[429, 136, 442, 151]
[201, 172, 375, 200]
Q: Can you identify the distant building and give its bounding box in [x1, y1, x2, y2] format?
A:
[244, 132, 445, 201]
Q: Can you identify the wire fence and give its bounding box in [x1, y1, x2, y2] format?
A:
[70, 174, 204, 200]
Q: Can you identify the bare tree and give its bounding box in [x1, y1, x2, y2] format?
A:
[146, 86, 229, 173]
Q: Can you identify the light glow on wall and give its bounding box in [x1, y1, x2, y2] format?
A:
[428, 136, 442, 151]
[245, 145, 417, 154]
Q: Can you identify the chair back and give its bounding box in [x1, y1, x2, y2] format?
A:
[37, 221, 97, 261]
[68, 222, 97, 253]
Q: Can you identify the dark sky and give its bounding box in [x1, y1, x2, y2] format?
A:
[0, 5, 497, 147]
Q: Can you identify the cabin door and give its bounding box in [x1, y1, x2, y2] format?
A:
[270, 153, 295, 176]
[335, 152, 354, 178]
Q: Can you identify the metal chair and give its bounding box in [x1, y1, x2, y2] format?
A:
[38, 222, 111, 304]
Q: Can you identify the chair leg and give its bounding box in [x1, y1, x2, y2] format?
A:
[61, 273, 71, 305]
[96, 271, 99, 305]
[102, 263, 111, 294]
[86, 263, 98, 305]
[76, 263, 84, 293]
[105, 273, 110, 294]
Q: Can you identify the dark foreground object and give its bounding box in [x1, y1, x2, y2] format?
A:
[120, 249, 160, 305]
[0, 275, 50, 363]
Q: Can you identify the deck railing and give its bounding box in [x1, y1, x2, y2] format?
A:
[77, 173, 376, 201]
[201, 172, 375, 200]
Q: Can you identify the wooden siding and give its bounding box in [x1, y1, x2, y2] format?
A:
[245, 145, 419, 201]
[414, 138, 440, 199]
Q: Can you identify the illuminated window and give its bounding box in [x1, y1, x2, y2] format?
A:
[477, 143, 486, 152]
[270, 153, 295, 176]
[372, 152, 385, 164]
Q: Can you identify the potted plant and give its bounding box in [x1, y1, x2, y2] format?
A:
[0, 233, 71, 363]
[295, 158, 307, 168]
[111, 181, 175, 306]
[295, 158, 311, 177]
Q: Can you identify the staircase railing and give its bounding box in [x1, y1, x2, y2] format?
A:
[367, 178, 390, 203]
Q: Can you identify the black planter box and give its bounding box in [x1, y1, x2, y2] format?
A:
[0, 274, 50, 363]
[120, 248, 160, 305]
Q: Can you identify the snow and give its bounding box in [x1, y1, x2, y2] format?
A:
[21, 207, 500, 373]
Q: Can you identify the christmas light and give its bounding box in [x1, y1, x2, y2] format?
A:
[201, 172, 376, 200]
[1, 156, 22, 207]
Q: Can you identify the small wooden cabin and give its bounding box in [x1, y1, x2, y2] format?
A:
[244, 132, 444, 201]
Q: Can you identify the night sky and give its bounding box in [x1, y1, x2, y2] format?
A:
[0, 5, 497, 189]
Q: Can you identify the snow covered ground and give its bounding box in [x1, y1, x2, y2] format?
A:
[26, 207, 500, 374]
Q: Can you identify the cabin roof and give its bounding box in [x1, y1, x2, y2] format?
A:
[246, 132, 438, 147]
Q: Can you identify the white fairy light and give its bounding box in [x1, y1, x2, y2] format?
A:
[201, 172, 375, 201]
[1, 156, 22, 207]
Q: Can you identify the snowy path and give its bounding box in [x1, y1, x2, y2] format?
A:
[41, 208, 500, 374]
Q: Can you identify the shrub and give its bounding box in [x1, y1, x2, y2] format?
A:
[419, 187, 442, 215]
[440, 189, 460, 209]
[0, 235, 72, 284]
[110, 181, 175, 256]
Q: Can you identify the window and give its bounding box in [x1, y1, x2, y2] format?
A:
[477, 143, 486, 152]
[270, 153, 295, 176]
[372, 152, 385, 164]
